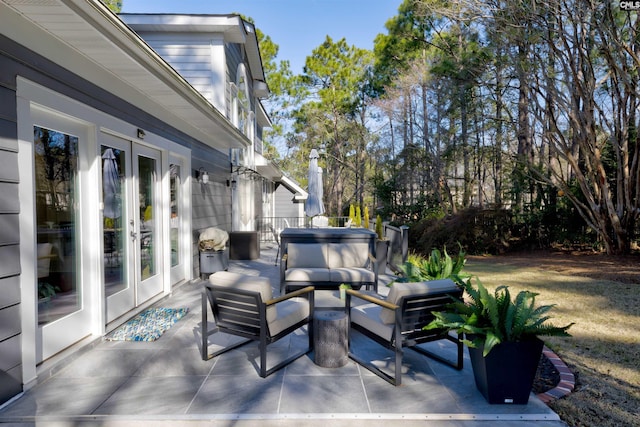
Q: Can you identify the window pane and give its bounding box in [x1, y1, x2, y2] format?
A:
[139, 156, 156, 280]
[170, 164, 180, 267]
[34, 126, 80, 325]
[102, 146, 127, 296]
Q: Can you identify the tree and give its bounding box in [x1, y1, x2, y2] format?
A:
[101, 0, 122, 13]
[292, 36, 375, 216]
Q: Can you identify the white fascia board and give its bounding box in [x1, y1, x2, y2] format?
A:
[256, 100, 272, 128]
[2, 0, 248, 151]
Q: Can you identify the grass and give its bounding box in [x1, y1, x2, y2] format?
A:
[464, 258, 640, 427]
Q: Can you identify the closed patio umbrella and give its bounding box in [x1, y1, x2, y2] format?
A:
[305, 149, 325, 218]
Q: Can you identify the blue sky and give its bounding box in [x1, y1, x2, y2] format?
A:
[121, 0, 402, 74]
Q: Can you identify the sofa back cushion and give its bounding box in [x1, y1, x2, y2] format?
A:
[287, 243, 328, 269]
[379, 279, 460, 324]
[326, 243, 369, 269]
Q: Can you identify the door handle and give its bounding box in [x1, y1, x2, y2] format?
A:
[129, 219, 137, 241]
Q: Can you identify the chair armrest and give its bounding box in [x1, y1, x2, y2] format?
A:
[266, 285, 314, 306]
[367, 253, 380, 292]
[346, 289, 398, 311]
[279, 253, 288, 282]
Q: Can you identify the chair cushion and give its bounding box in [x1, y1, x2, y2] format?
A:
[209, 271, 276, 323]
[379, 279, 459, 324]
[287, 243, 328, 268]
[326, 243, 369, 268]
[351, 303, 393, 341]
[285, 268, 331, 282]
[268, 297, 310, 336]
[329, 267, 374, 283]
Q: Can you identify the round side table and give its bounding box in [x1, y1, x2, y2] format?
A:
[313, 310, 348, 368]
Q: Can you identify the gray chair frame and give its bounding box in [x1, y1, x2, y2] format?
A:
[346, 288, 464, 386]
[201, 283, 314, 377]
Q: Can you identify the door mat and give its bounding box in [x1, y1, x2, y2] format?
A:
[106, 307, 189, 342]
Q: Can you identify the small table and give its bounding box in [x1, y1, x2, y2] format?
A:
[313, 310, 348, 368]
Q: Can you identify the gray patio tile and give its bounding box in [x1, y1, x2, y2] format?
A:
[133, 343, 212, 377]
[187, 374, 283, 414]
[284, 352, 360, 376]
[55, 348, 155, 378]
[362, 373, 456, 413]
[0, 377, 127, 416]
[94, 376, 204, 415]
[279, 375, 370, 413]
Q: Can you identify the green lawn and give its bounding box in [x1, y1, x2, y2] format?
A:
[464, 257, 639, 427]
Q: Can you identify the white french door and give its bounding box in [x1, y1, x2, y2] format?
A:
[101, 133, 163, 324]
[33, 111, 92, 362]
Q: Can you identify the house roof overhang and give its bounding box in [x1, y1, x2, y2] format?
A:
[119, 13, 270, 99]
[254, 152, 282, 181]
[1, 0, 249, 151]
[279, 175, 308, 201]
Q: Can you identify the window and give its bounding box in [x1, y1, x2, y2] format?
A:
[34, 126, 80, 325]
[235, 64, 251, 139]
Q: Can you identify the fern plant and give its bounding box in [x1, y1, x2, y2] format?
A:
[425, 278, 573, 356]
[395, 245, 469, 286]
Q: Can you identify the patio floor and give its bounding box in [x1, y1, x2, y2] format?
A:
[0, 243, 567, 426]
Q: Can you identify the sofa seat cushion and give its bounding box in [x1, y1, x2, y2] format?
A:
[329, 267, 375, 284]
[268, 297, 310, 336]
[209, 271, 276, 323]
[287, 243, 328, 268]
[351, 303, 393, 341]
[326, 243, 370, 268]
[380, 279, 459, 324]
[285, 267, 331, 282]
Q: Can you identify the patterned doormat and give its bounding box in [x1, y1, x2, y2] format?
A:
[106, 307, 189, 342]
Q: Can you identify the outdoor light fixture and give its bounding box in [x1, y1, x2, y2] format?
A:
[137, 128, 145, 139]
[231, 179, 237, 190]
[198, 167, 209, 184]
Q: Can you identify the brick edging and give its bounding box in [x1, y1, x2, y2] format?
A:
[536, 345, 575, 404]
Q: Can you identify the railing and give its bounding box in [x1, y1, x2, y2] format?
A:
[384, 224, 409, 272]
[256, 217, 351, 242]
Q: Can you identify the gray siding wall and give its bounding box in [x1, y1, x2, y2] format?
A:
[0, 66, 22, 404]
[274, 185, 302, 218]
[190, 144, 232, 279]
[0, 34, 233, 404]
[135, 32, 216, 104]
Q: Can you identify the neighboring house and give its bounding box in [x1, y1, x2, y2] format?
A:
[275, 175, 308, 223]
[0, 0, 282, 406]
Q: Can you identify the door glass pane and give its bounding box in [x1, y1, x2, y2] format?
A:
[170, 164, 180, 267]
[101, 146, 127, 296]
[139, 156, 156, 280]
[34, 126, 80, 325]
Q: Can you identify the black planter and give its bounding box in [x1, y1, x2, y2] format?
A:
[468, 336, 544, 404]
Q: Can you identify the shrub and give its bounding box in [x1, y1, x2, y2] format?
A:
[395, 245, 470, 286]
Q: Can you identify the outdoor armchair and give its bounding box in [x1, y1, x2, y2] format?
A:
[346, 279, 464, 386]
[201, 271, 314, 377]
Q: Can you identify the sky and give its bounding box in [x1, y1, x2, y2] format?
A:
[121, 0, 402, 75]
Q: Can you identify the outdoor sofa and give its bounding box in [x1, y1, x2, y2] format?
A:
[279, 242, 378, 294]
